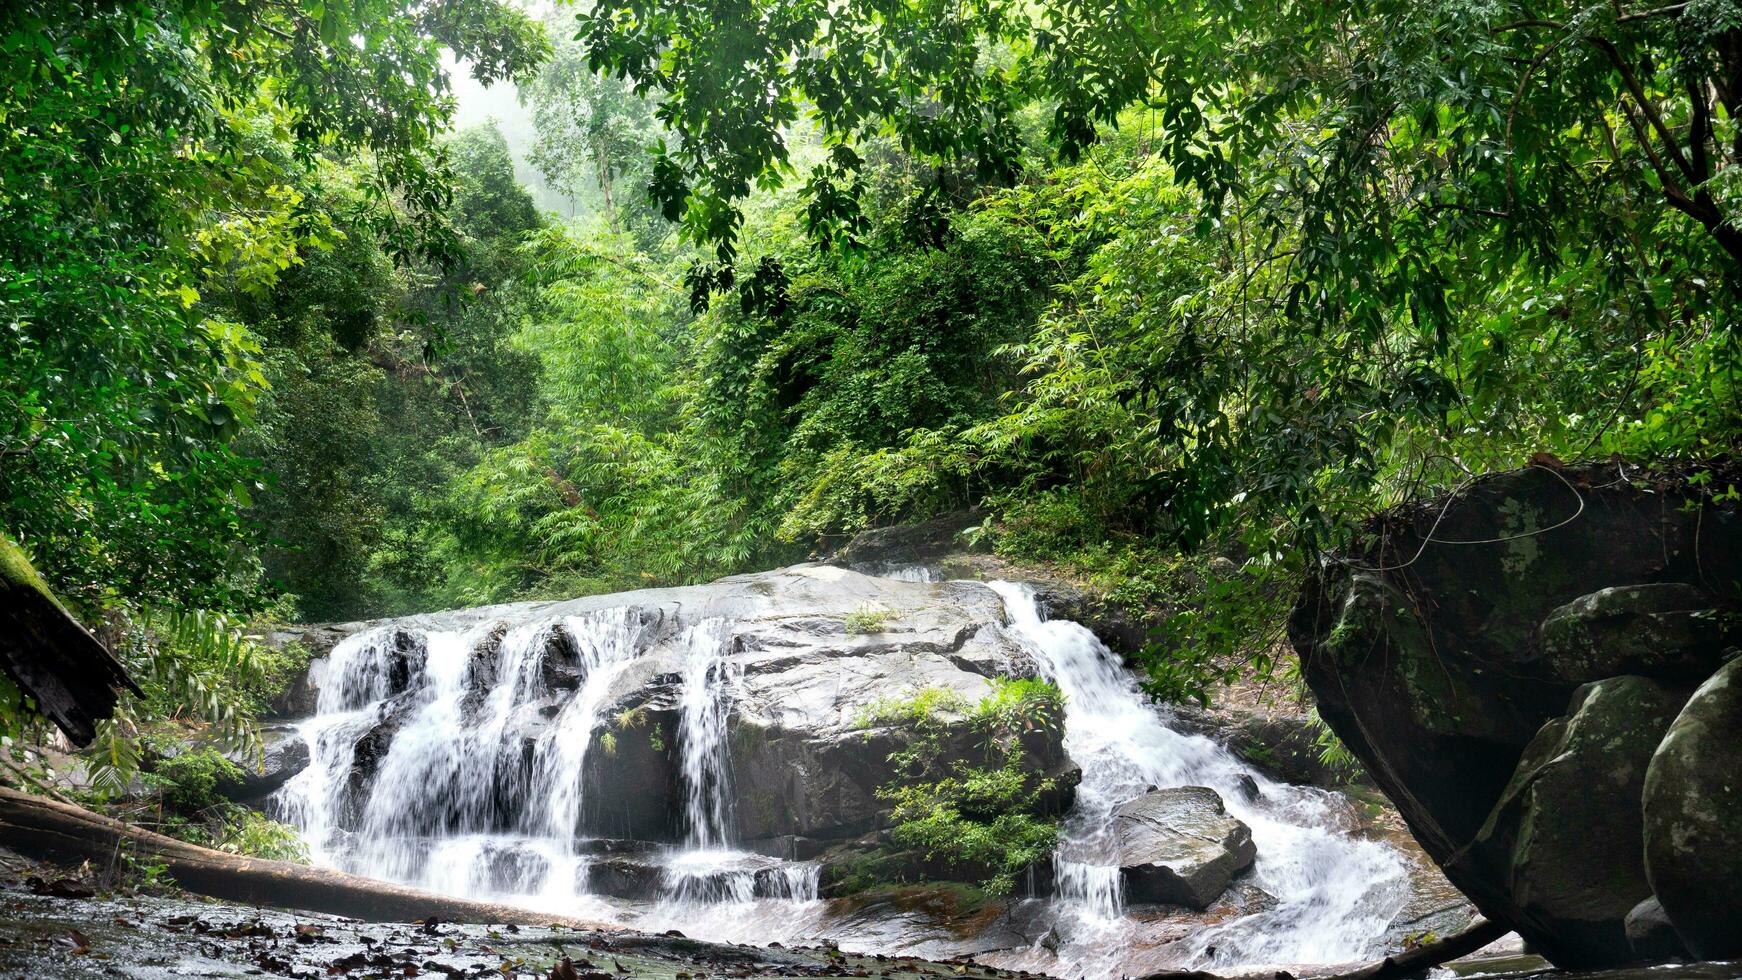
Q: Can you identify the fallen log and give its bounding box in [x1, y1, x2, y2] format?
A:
[0, 787, 613, 929]
[1317, 917, 1510, 980]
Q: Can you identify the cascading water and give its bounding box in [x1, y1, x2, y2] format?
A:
[274, 571, 1414, 975]
[274, 610, 654, 914]
[676, 618, 736, 850]
[275, 606, 821, 930]
[985, 581, 1410, 972]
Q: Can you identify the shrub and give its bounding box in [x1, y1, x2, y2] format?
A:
[150, 749, 245, 813]
[844, 604, 893, 634]
[864, 679, 1065, 895]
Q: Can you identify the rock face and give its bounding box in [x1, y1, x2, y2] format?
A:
[1642, 655, 1742, 959]
[1111, 786, 1255, 909]
[1289, 461, 1741, 968]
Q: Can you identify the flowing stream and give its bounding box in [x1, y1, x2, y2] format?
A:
[986, 582, 1409, 974]
[274, 575, 1409, 975]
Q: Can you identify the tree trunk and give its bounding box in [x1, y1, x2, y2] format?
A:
[0, 787, 613, 928]
[0, 535, 138, 746]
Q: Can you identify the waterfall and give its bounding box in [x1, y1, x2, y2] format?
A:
[275, 572, 1408, 974]
[276, 606, 820, 927]
[531, 611, 645, 840]
[274, 610, 650, 904]
[676, 618, 737, 850]
[986, 581, 1409, 970]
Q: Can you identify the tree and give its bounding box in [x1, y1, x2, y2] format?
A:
[520, 29, 659, 225]
[574, 0, 1741, 552]
[0, 0, 548, 609]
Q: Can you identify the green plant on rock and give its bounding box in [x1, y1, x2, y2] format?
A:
[867, 679, 1065, 896]
[844, 604, 893, 634]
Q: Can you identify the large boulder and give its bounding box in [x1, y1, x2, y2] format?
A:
[1290, 461, 1741, 968]
[223, 724, 312, 804]
[1643, 655, 1742, 959]
[1538, 584, 1734, 684]
[1459, 676, 1687, 965]
[1111, 786, 1255, 909]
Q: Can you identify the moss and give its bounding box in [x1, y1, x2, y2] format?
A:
[0, 535, 56, 604]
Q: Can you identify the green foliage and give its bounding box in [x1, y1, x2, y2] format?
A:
[853, 687, 971, 729]
[150, 749, 245, 813]
[861, 680, 1064, 895]
[573, 0, 1742, 584]
[85, 607, 275, 800]
[520, 24, 662, 233]
[138, 746, 308, 862]
[0, 0, 547, 614]
[211, 809, 310, 863]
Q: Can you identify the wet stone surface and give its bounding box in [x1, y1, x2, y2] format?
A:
[0, 877, 1054, 980]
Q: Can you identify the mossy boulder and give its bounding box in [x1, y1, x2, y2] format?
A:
[1538, 584, 1733, 684]
[1460, 676, 1688, 966]
[1642, 655, 1742, 960]
[1290, 460, 1741, 969]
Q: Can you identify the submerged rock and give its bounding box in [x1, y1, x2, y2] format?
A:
[1112, 786, 1255, 909]
[1643, 655, 1742, 960]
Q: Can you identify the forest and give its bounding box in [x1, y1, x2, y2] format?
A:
[1, 0, 1739, 977]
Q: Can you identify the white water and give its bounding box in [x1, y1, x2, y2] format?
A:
[274, 608, 820, 930]
[676, 618, 737, 849]
[986, 581, 1410, 973]
[275, 577, 1408, 976]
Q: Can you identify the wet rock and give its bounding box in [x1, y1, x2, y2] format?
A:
[382, 628, 428, 698]
[1624, 896, 1687, 962]
[1642, 654, 1742, 960]
[1538, 583, 1732, 684]
[1168, 704, 1337, 786]
[223, 724, 311, 803]
[585, 855, 667, 901]
[1113, 786, 1255, 909]
[1462, 675, 1687, 965]
[828, 510, 987, 567]
[539, 623, 584, 691]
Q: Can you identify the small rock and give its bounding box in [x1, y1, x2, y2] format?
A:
[1112, 786, 1255, 909]
[1624, 896, 1687, 962]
